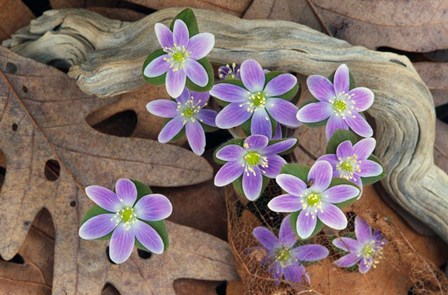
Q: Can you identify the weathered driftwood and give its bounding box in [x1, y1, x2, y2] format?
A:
[3, 8, 448, 243]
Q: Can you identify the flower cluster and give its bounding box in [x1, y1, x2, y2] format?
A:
[80, 7, 388, 288]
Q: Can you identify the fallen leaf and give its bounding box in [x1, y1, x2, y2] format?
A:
[309, 0, 448, 52]
[87, 7, 147, 21]
[0, 47, 238, 294]
[49, 0, 120, 9]
[243, 0, 322, 31]
[174, 279, 222, 295]
[0, 0, 34, 41]
[125, 0, 253, 17]
[414, 62, 448, 107]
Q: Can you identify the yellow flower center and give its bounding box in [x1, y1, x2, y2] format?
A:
[244, 151, 261, 166]
[361, 244, 374, 257]
[336, 155, 361, 180]
[164, 44, 190, 71]
[183, 107, 195, 118]
[333, 99, 347, 112]
[276, 247, 291, 264]
[329, 91, 356, 119]
[306, 192, 321, 207]
[178, 98, 204, 124]
[120, 207, 135, 223]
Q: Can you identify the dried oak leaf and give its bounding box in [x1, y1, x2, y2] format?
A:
[0, 0, 34, 42]
[308, 0, 448, 52]
[0, 47, 238, 294]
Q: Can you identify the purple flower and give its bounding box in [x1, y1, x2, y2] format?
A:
[296, 64, 374, 139]
[146, 88, 217, 155]
[214, 135, 297, 201]
[211, 59, 300, 139]
[79, 179, 172, 264]
[268, 161, 360, 239]
[143, 19, 215, 98]
[252, 215, 329, 285]
[333, 216, 387, 273]
[218, 63, 241, 80]
[319, 138, 383, 188]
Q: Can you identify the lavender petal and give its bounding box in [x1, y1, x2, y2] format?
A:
[158, 116, 184, 143]
[184, 58, 208, 87]
[173, 19, 189, 47]
[109, 223, 135, 264]
[133, 220, 164, 254]
[336, 140, 354, 159]
[242, 166, 263, 201]
[215, 103, 252, 129]
[306, 75, 336, 102]
[333, 64, 350, 95]
[317, 203, 347, 230]
[345, 114, 373, 138]
[326, 115, 349, 139]
[115, 178, 138, 207]
[325, 184, 359, 203]
[210, 83, 249, 103]
[251, 108, 272, 138]
[264, 74, 297, 96]
[244, 134, 269, 149]
[332, 237, 360, 252]
[263, 155, 286, 178]
[146, 99, 178, 118]
[308, 160, 332, 191]
[143, 54, 170, 77]
[359, 258, 373, 273]
[134, 194, 172, 221]
[154, 23, 173, 49]
[186, 120, 206, 155]
[215, 145, 244, 161]
[355, 216, 372, 243]
[214, 161, 244, 187]
[262, 138, 297, 155]
[349, 87, 374, 112]
[278, 215, 297, 247]
[252, 226, 279, 250]
[166, 69, 187, 98]
[268, 194, 302, 213]
[79, 214, 117, 240]
[296, 209, 317, 239]
[296, 102, 332, 123]
[275, 174, 307, 196]
[292, 244, 329, 261]
[197, 109, 217, 127]
[240, 59, 265, 92]
[358, 160, 383, 177]
[283, 264, 306, 283]
[85, 185, 121, 212]
[265, 98, 300, 128]
[353, 138, 376, 160]
[334, 253, 359, 268]
[187, 32, 215, 59]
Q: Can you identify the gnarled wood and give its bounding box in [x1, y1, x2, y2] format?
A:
[3, 8, 448, 243]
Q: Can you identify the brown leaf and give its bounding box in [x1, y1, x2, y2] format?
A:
[0, 47, 238, 294]
[49, 0, 120, 9]
[414, 62, 448, 107]
[0, 0, 34, 41]
[125, 0, 253, 17]
[87, 7, 146, 21]
[309, 0, 448, 52]
[243, 0, 322, 31]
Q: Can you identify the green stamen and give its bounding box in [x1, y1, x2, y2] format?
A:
[333, 99, 347, 112]
[361, 244, 374, 257]
[244, 151, 261, 166]
[276, 247, 291, 264]
[306, 193, 321, 206]
[121, 207, 135, 223]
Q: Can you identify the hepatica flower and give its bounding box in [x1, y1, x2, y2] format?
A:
[297, 64, 374, 139]
[214, 135, 297, 201]
[319, 138, 383, 187]
[79, 179, 172, 264]
[143, 13, 214, 98]
[147, 88, 217, 155]
[252, 215, 329, 285]
[211, 59, 300, 138]
[218, 63, 241, 80]
[268, 161, 360, 239]
[333, 216, 387, 273]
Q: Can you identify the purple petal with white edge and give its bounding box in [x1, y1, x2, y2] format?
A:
[272, 123, 282, 140]
[264, 74, 297, 96]
[197, 109, 217, 127]
[306, 75, 336, 102]
[336, 140, 354, 159]
[243, 166, 263, 201]
[115, 178, 137, 207]
[244, 134, 269, 150]
[216, 145, 244, 161]
[252, 226, 279, 250]
[317, 203, 347, 230]
[146, 99, 178, 118]
[296, 102, 332, 123]
[283, 264, 306, 283]
[251, 108, 272, 138]
[215, 103, 252, 129]
[263, 138, 297, 155]
[109, 223, 135, 264]
[154, 23, 173, 49]
[265, 98, 300, 128]
[263, 155, 286, 178]
[133, 220, 164, 254]
[317, 154, 339, 167]
[355, 216, 372, 243]
[186, 121, 206, 155]
[353, 138, 376, 160]
[373, 229, 387, 245]
[85, 185, 121, 212]
[79, 214, 117, 240]
[359, 258, 373, 274]
[292, 244, 329, 261]
[143, 54, 169, 77]
[184, 58, 208, 87]
[334, 253, 359, 268]
[268, 194, 302, 213]
[191, 91, 210, 107]
[187, 33, 215, 59]
[134, 194, 172, 221]
[173, 19, 189, 47]
[308, 160, 332, 191]
[332, 237, 360, 252]
[279, 215, 297, 247]
[324, 184, 359, 203]
[276, 174, 307, 196]
[333, 64, 350, 95]
[210, 83, 249, 103]
[176, 87, 190, 104]
[166, 69, 186, 98]
[240, 59, 265, 92]
[349, 87, 374, 112]
[358, 159, 383, 177]
[214, 161, 244, 187]
[345, 114, 373, 138]
[296, 209, 317, 239]
[326, 115, 349, 139]
[158, 116, 184, 143]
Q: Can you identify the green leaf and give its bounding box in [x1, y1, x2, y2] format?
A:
[142, 49, 167, 85]
[213, 138, 244, 165]
[280, 163, 310, 183]
[170, 8, 199, 36]
[185, 58, 214, 92]
[325, 130, 360, 154]
[360, 155, 386, 185]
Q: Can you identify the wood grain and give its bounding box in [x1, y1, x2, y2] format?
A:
[3, 8, 448, 244]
